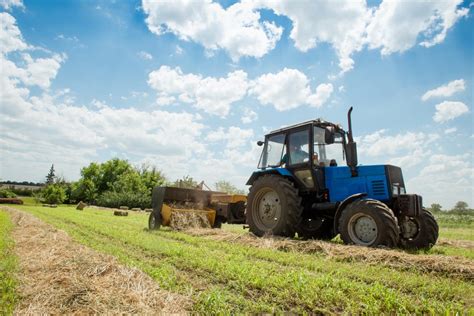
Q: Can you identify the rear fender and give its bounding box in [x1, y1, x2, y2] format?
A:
[246, 168, 292, 186]
[333, 193, 367, 233]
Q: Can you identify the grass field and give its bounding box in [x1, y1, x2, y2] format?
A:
[2, 203, 472, 314]
[0, 211, 17, 315]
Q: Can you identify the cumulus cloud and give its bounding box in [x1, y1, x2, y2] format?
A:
[206, 126, 254, 148]
[408, 153, 474, 207]
[0, 0, 23, 10]
[421, 79, 466, 101]
[357, 130, 439, 157]
[0, 12, 28, 53]
[433, 101, 469, 123]
[241, 107, 257, 124]
[366, 0, 468, 55]
[148, 66, 249, 116]
[141, 0, 468, 73]
[141, 0, 283, 61]
[250, 68, 333, 111]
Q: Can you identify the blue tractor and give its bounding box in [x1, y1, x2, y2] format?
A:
[246, 108, 438, 248]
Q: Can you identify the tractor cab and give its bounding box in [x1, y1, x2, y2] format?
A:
[255, 119, 348, 194]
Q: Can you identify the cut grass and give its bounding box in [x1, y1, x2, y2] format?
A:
[0, 210, 17, 315]
[9, 205, 474, 314]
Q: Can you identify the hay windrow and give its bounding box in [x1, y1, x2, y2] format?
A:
[2, 207, 190, 315]
[185, 228, 474, 281]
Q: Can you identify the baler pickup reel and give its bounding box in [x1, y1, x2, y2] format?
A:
[148, 186, 247, 230]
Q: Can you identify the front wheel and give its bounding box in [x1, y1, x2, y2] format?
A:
[399, 209, 438, 249]
[246, 175, 302, 237]
[339, 199, 399, 247]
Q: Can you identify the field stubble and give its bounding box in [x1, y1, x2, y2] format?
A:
[3, 204, 474, 314]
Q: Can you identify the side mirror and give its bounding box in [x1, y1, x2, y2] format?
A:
[325, 128, 335, 144]
[257, 140, 264, 146]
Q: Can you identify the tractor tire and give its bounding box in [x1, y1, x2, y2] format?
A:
[148, 211, 161, 230]
[297, 217, 336, 240]
[246, 175, 302, 237]
[399, 209, 438, 249]
[339, 199, 399, 247]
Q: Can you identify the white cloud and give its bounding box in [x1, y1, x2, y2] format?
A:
[241, 107, 257, 124]
[250, 68, 333, 111]
[137, 50, 153, 60]
[444, 127, 457, 134]
[366, 0, 468, 55]
[408, 153, 474, 208]
[433, 101, 469, 123]
[206, 126, 254, 148]
[148, 66, 249, 116]
[0, 12, 28, 54]
[0, 0, 23, 10]
[357, 130, 439, 157]
[422, 79, 466, 101]
[175, 45, 183, 55]
[141, 0, 283, 61]
[255, 0, 370, 74]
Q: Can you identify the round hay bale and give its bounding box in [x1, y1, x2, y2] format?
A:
[76, 201, 87, 210]
[119, 206, 129, 210]
[131, 208, 141, 212]
[144, 208, 153, 213]
[114, 210, 128, 216]
[50, 204, 58, 208]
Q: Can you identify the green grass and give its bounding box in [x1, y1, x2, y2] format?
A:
[10, 205, 474, 314]
[0, 211, 17, 315]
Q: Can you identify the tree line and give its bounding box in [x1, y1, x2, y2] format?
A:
[3, 159, 245, 208]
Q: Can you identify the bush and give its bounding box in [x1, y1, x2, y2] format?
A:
[42, 184, 66, 205]
[96, 191, 151, 209]
[0, 189, 16, 198]
[9, 187, 36, 197]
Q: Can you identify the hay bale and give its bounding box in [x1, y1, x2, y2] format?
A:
[131, 208, 141, 212]
[76, 201, 87, 210]
[50, 204, 57, 208]
[114, 210, 128, 216]
[119, 206, 129, 210]
[0, 198, 23, 205]
[170, 212, 211, 230]
[144, 208, 153, 213]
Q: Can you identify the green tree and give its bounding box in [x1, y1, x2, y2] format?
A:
[42, 184, 66, 204]
[139, 164, 167, 192]
[173, 175, 198, 189]
[453, 201, 469, 212]
[215, 180, 246, 195]
[430, 203, 442, 213]
[45, 164, 55, 185]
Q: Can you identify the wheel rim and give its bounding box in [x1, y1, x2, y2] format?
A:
[348, 213, 378, 245]
[252, 188, 282, 230]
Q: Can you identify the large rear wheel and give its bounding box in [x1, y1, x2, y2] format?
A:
[399, 209, 438, 249]
[246, 175, 302, 237]
[339, 199, 399, 247]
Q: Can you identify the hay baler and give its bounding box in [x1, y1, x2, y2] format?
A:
[148, 186, 246, 230]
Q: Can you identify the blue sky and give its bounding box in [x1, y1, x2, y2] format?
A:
[0, 0, 473, 208]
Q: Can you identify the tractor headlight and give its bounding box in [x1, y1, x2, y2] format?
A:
[392, 183, 406, 196]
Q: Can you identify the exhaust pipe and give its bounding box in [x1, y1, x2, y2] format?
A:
[346, 107, 358, 177]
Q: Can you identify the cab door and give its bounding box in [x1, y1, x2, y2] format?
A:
[286, 127, 315, 191]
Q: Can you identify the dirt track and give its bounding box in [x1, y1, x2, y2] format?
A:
[5, 207, 189, 314]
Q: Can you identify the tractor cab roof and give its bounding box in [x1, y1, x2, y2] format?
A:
[266, 118, 345, 136]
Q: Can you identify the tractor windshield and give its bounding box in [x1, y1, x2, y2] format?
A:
[314, 127, 345, 167]
[258, 133, 286, 169]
